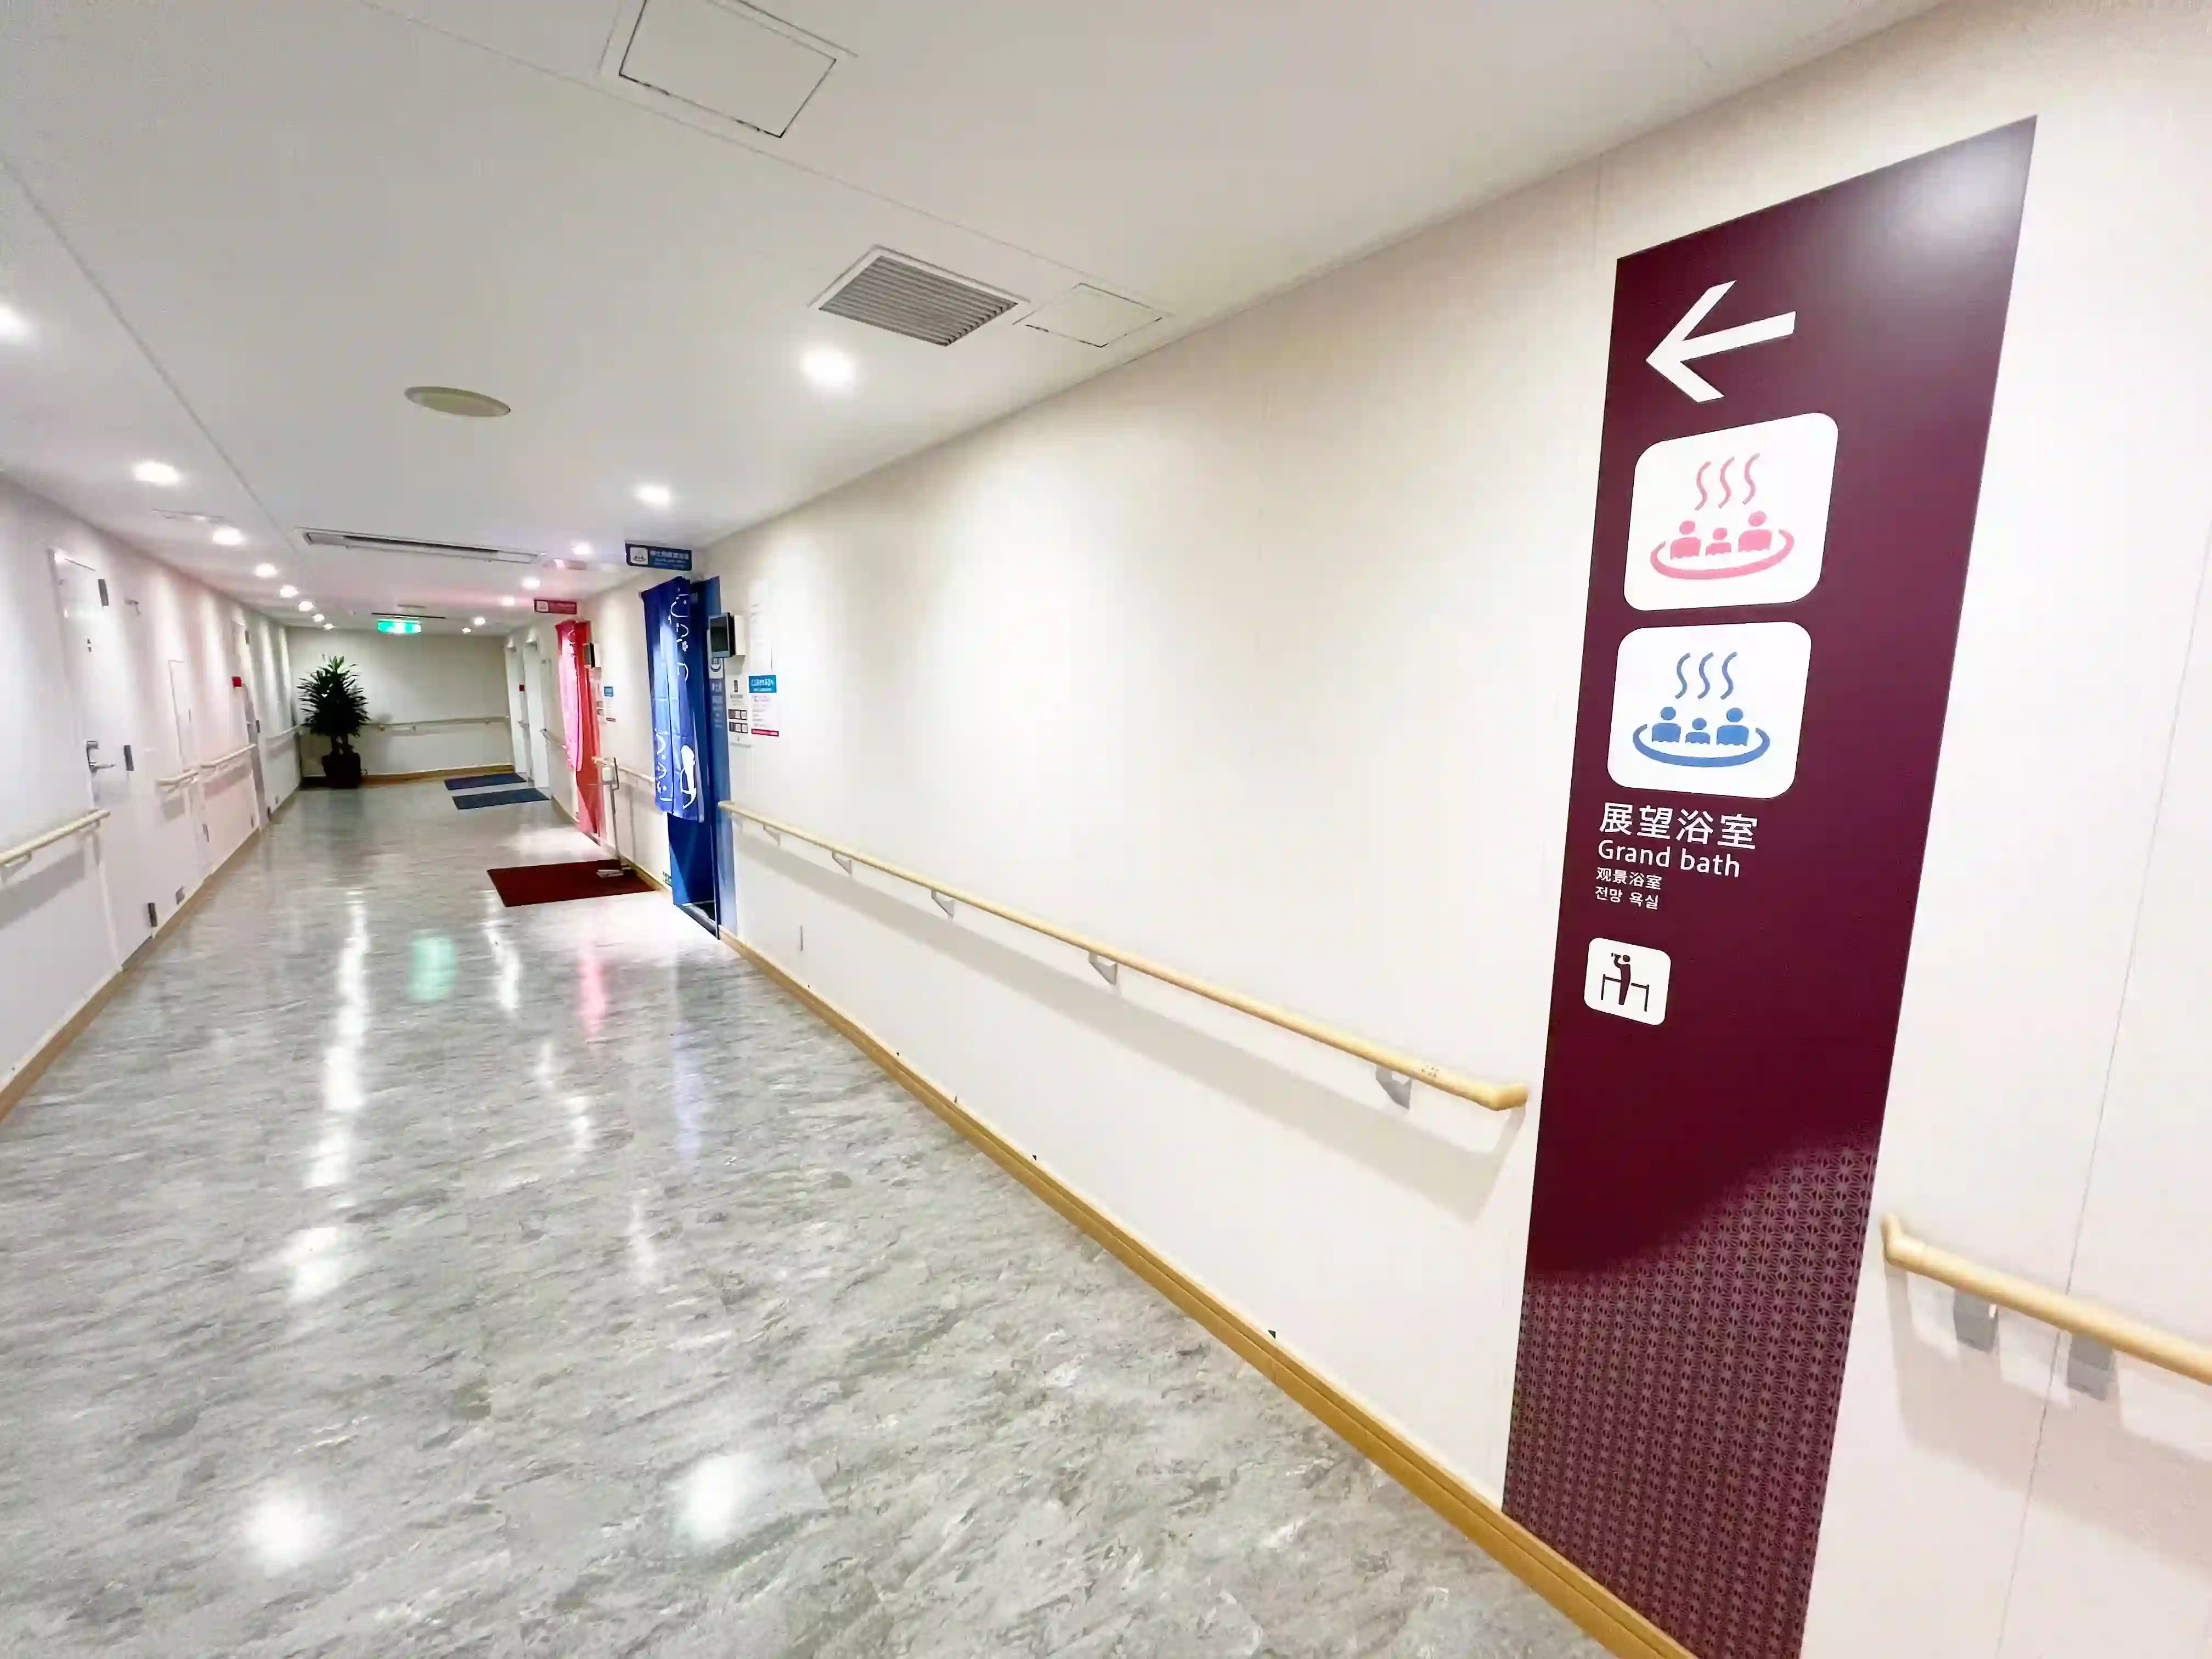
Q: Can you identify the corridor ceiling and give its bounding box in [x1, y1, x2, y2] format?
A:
[0, 0, 1938, 632]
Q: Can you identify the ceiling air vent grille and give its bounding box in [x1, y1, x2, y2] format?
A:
[816, 250, 1018, 346]
[303, 529, 538, 566]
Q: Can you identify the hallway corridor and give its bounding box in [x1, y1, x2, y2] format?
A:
[0, 786, 1595, 1658]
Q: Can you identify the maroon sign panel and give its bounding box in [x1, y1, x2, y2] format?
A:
[1505, 123, 2034, 1658]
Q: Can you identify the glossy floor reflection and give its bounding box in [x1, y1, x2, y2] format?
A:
[0, 784, 1600, 1658]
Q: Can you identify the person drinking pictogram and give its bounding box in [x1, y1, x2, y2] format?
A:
[1600, 952, 1651, 1012]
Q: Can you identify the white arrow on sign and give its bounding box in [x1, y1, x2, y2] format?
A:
[1647, 281, 1796, 402]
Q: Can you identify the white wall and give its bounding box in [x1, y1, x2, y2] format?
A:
[246, 617, 299, 803]
[286, 627, 510, 778]
[664, 4, 2212, 1654]
[0, 478, 117, 1096]
[495, 619, 580, 819]
[576, 589, 668, 879]
[1, 471, 295, 1093]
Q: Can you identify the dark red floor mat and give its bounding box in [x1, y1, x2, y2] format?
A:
[488, 859, 654, 907]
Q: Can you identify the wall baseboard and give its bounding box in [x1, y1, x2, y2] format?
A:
[723, 930, 1695, 1659]
[0, 806, 276, 1130]
[619, 854, 670, 893]
[296, 764, 512, 788]
[366, 764, 517, 786]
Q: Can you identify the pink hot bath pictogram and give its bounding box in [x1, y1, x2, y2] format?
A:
[1651, 453, 1796, 580]
[1623, 412, 1837, 612]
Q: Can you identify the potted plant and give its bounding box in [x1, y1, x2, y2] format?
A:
[298, 657, 370, 788]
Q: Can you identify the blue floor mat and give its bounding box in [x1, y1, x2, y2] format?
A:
[453, 787, 547, 810]
[445, 772, 524, 791]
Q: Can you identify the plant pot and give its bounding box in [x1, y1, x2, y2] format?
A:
[323, 749, 364, 789]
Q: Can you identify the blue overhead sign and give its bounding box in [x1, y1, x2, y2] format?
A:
[625, 543, 693, 572]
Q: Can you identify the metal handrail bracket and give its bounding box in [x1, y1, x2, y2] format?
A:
[725, 802, 1527, 1113]
[1883, 1215, 2212, 1390]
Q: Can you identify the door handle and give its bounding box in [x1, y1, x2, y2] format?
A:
[86, 741, 118, 774]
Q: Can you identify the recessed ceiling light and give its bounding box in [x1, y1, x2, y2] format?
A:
[133, 460, 182, 487]
[462, 627, 473, 635]
[404, 385, 512, 418]
[500, 596, 516, 607]
[312, 613, 326, 623]
[521, 575, 541, 590]
[279, 584, 298, 598]
[323, 622, 335, 631]
[296, 600, 314, 612]
[472, 615, 486, 625]
[635, 483, 672, 509]
[0, 304, 30, 342]
[212, 525, 245, 547]
[571, 541, 591, 558]
[801, 345, 858, 392]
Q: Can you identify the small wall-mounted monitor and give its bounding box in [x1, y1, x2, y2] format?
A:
[707, 613, 737, 661]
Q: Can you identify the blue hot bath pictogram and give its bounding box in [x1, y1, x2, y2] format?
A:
[1608, 622, 1810, 800]
[1632, 650, 1770, 768]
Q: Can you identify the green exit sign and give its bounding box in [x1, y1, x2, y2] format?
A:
[376, 618, 422, 635]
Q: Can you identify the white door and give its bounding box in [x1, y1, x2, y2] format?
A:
[540, 634, 569, 814]
[505, 648, 528, 778]
[167, 658, 211, 877]
[234, 624, 269, 824]
[522, 642, 552, 789]
[1988, 601, 2212, 1657]
[50, 557, 145, 953]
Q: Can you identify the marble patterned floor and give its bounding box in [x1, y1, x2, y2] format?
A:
[0, 783, 1602, 1658]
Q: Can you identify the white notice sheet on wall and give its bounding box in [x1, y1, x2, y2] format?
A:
[726, 695, 752, 747]
[747, 674, 779, 738]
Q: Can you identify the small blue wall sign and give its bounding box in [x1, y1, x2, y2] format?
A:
[625, 543, 694, 572]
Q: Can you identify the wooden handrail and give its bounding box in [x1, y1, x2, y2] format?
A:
[2, 808, 110, 867]
[1883, 1216, 2212, 1386]
[723, 802, 1528, 1113]
[369, 715, 507, 731]
[261, 724, 299, 745]
[154, 768, 196, 788]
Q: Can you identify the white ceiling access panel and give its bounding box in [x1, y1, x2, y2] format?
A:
[616, 0, 837, 139]
[1022, 284, 1166, 349]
